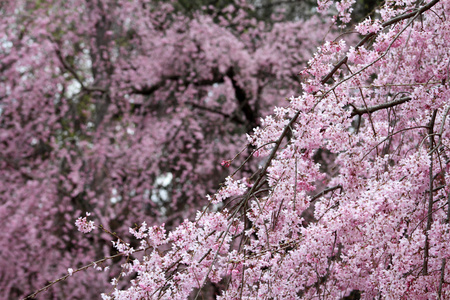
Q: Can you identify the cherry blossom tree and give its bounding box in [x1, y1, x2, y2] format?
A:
[0, 0, 329, 298]
[6, 0, 450, 298]
[31, 0, 450, 299]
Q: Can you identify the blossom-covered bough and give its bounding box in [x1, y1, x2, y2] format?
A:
[24, 0, 450, 299]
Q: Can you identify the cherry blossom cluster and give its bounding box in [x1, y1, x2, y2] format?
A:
[318, 0, 356, 23]
[206, 176, 248, 204]
[75, 213, 95, 234]
[355, 17, 383, 35]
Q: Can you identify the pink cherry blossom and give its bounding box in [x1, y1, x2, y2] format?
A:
[75, 214, 95, 234]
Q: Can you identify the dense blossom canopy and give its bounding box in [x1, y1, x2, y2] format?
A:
[0, 0, 326, 298]
[3, 0, 450, 299]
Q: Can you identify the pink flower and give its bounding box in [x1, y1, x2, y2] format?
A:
[75, 213, 95, 234]
[221, 160, 231, 167]
[355, 18, 382, 35]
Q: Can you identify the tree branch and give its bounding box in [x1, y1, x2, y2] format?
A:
[187, 102, 244, 124]
[310, 185, 343, 202]
[350, 97, 411, 117]
[54, 48, 106, 93]
[438, 192, 450, 299]
[226, 68, 258, 129]
[22, 252, 125, 300]
[423, 109, 438, 275]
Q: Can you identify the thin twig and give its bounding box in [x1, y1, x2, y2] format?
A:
[22, 253, 125, 300]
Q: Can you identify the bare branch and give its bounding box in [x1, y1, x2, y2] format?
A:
[311, 185, 343, 202]
[350, 97, 412, 117]
[54, 48, 106, 93]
